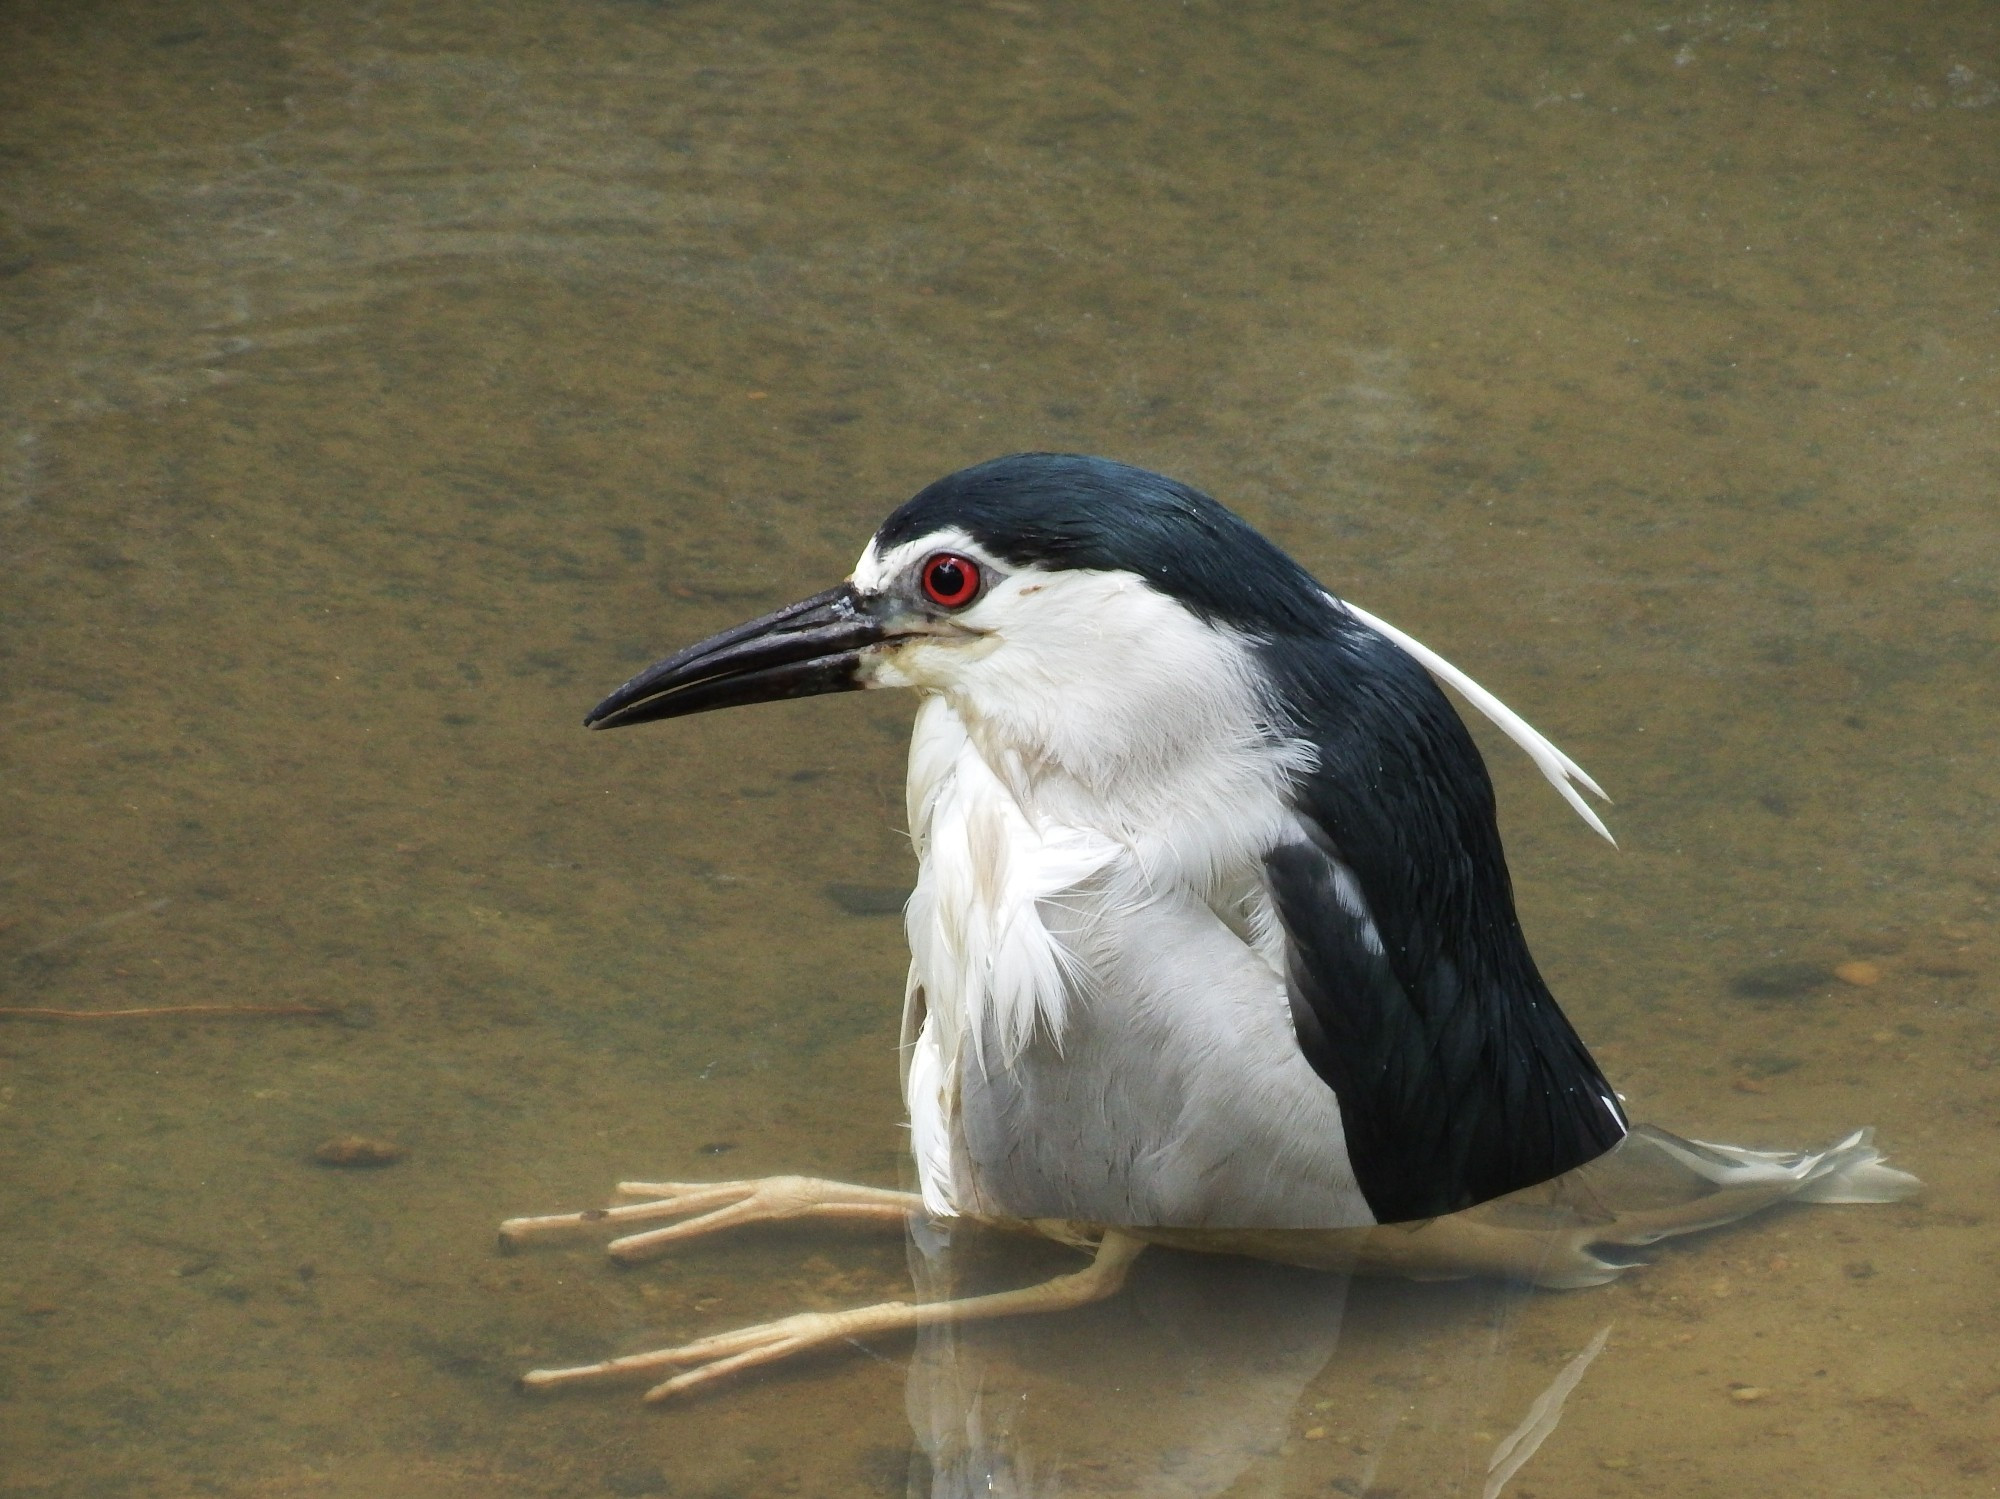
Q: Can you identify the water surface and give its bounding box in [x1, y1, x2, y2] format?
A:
[3, 2, 1995, 1495]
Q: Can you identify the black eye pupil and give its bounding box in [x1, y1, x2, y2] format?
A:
[933, 561, 963, 593]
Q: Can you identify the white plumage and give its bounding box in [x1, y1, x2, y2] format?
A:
[867, 541, 1362, 1225]
[1336, 597, 1616, 844]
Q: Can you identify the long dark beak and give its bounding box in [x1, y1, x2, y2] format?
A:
[586, 583, 888, 730]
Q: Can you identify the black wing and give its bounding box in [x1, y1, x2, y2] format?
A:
[1258, 614, 1626, 1224]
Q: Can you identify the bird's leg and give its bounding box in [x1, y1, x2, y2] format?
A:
[521, 1228, 1146, 1403]
[498, 1176, 923, 1262]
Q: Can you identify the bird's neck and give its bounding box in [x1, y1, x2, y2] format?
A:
[910, 689, 1310, 899]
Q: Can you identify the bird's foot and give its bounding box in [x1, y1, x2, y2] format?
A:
[498, 1175, 922, 1262]
[521, 1301, 910, 1403]
[518, 1230, 1146, 1403]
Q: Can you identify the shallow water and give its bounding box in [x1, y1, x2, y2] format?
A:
[2, 1, 1995, 1494]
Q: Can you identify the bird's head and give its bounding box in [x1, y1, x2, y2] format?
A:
[588, 454, 1334, 786]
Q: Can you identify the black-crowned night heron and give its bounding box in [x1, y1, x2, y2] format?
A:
[503, 454, 1914, 1402]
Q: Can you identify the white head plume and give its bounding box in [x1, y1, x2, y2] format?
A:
[1335, 597, 1616, 846]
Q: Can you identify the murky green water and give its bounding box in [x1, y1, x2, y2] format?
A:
[3, 1, 1995, 1494]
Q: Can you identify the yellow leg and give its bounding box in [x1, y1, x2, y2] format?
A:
[498, 1175, 923, 1262]
[521, 1229, 1147, 1403]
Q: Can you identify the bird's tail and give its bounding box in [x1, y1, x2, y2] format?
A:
[1166, 1124, 1919, 1289]
[1629, 1125, 1920, 1208]
[1413, 1123, 1919, 1288]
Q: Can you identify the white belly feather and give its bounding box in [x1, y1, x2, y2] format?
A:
[899, 694, 1373, 1229]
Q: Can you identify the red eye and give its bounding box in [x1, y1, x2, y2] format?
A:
[921, 552, 981, 609]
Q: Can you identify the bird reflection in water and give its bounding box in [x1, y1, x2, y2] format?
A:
[903, 1221, 1624, 1499]
[903, 1224, 1363, 1499]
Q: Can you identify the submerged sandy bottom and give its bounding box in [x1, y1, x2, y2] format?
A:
[2, 1, 1995, 1494]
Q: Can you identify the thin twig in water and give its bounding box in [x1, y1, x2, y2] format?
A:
[0, 1004, 338, 1022]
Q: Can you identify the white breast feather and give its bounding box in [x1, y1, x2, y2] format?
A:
[904, 696, 1125, 1218]
[892, 571, 1318, 1219]
[905, 695, 1120, 1077]
[902, 994, 954, 1219]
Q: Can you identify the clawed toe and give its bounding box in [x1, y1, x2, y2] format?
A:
[511, 1231, 1143, 1404]
[499, 1175, 921, 1257]
[519, 1308, 867, 1403]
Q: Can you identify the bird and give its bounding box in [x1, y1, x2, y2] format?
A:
[501, 453, 1915, 1403]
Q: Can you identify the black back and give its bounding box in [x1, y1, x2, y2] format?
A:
[1259, 621, 1627, 1222]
